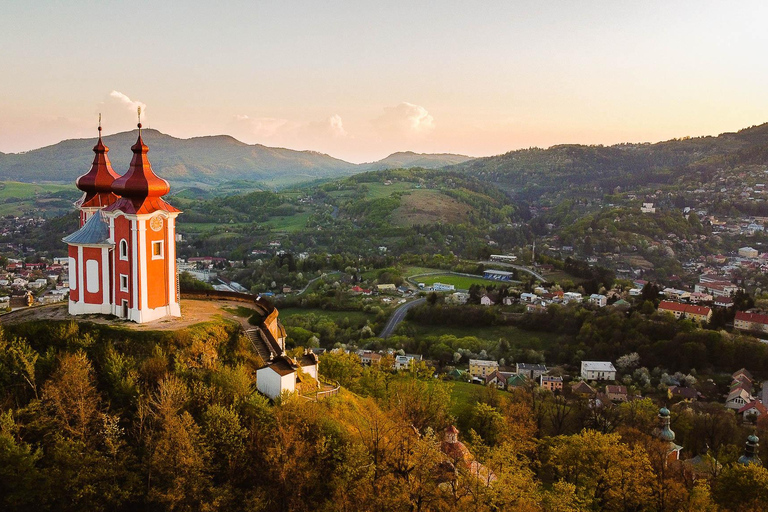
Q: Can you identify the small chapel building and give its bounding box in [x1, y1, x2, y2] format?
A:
[63, 117, 181, 323]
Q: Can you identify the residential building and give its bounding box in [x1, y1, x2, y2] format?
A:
[520, 292, 538, 303]
[668, 386, 699, 402]
[734, 311, 768, 334]
[726, 388, 752, 410]
[581, 361, 617, 381]
[563, 292, 583, 303]
[589, 294, 607, 307]
[377, 283, 397, 292]
[641, 203, 656, 213]
[657, 301, 712, 323]
[739, 246, 759, 258]
[571, 381, 595, 397]
[446, 292, 469, 305]
[395, 354, 422, 370]
[606, 385, 628, 402]
[469, 359, 499, 379]
[480, 295, 495, 306]
[540, 375, 563, 392]
[694, 281, 739, 298]
[738, 400, 767, 420]
[516, 363, 548, 379]
[506, 374, 527, 388]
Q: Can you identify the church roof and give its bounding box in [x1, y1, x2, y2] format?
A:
[75, 124, 120, 208]
[62, 210, 113, 246]
[107, 126, 180, 215]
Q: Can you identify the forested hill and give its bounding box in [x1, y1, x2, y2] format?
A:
[0, 129, 359, 189]
[0, 133, 470, 189]
[453, 123, 768, 200]
[358, 151, 472, 171]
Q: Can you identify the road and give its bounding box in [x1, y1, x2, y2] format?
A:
[297, 271, 341, 296]
[478, 261, 547, 282]
[379, 297, 425, 338]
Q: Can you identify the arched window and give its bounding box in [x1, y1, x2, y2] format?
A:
[119, 240, 128, 260]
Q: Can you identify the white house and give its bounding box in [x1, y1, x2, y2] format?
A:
[580, 361, 617, 381]
[480, 295, 495, 306]
[726, 388, 752, 410]
[256, 357, 296, 399]
[589, 294, 607, 307]
[563, 292, 583, 303]
[520, 292, 538, 303]
[641, 203, 656, 213]
[446, 292, 469, 305]
[739, 247, 759, 259]
[432, 282, 455, 291]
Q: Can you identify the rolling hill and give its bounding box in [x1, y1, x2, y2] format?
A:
[358, 151, 472, 171]
[453, 123, 768, 200]
[0, 131, 474, 190]
[0, 129, 359, 189]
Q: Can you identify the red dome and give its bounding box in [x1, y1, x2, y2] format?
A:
[111, 132, 170, 199]
[76, 131, 120, 199]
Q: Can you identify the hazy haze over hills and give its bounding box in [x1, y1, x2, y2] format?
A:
[0, 130, 470, 188]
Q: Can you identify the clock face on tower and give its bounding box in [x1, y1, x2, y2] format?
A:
[150, 216, 164, 232]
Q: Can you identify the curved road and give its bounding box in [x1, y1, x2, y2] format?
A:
[379, 297, 425, 338]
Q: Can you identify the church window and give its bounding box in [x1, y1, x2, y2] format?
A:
[120, 240, 128, 260]
[152, 240, 164, 259]
[120, 274, 129, 292]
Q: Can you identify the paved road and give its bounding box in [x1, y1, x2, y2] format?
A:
[478, 261, 547, 282]
[297, 271, 341, 296]
[379, 297, 426, 338]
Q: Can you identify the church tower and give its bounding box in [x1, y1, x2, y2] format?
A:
[64, 113, 181, 323]
[74, 117, 119, 227]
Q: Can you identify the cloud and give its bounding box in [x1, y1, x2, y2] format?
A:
[373, 102, 435, 137]
[327, 114, 347, 138]
[109, 91, 147, 118]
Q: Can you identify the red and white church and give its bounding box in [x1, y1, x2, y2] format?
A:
[63, 119, 181, 323]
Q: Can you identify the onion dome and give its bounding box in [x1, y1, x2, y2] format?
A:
[75, 121, 119, 208]
[108, 122, 179, 215]
[657, 407, 676, 442]
[738, 434, 761, 465]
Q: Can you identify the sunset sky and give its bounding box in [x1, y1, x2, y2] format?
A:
[1, 0, 767, 163]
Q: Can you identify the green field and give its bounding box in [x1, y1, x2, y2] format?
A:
[364, 182, 416, 199]
[404, 266, 444, 277]
[413, 273, 508, 290]
[0, 181, 71, 199]
[262, 211, 311, 232]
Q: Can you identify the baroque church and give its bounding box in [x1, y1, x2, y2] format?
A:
[63, 116, 181, 323]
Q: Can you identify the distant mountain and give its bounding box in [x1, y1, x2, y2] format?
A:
[0, 131, 480, 190]
[0, 129, 359, 188]
[453, 123, 768, 200]
[359, 151, 472, 171]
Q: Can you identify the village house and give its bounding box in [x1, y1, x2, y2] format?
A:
[580, 361, 617, 381]
[469, 359, 499, 379]
[571, 380, 596, 397]
[480, 294, 495, 306]
[588, 294, 607, 307]
[540, 375, 563, 392]
[606, 385, 628, 402]
[515, 362, 548, 379]
[446, 291, 469, 305]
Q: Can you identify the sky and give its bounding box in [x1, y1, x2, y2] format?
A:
[1, 0, 767, 163]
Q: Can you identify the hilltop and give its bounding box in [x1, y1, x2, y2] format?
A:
[454, 123, 768, 200]
[358, 151, 472, 171]
[0, 131, 472, 190]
